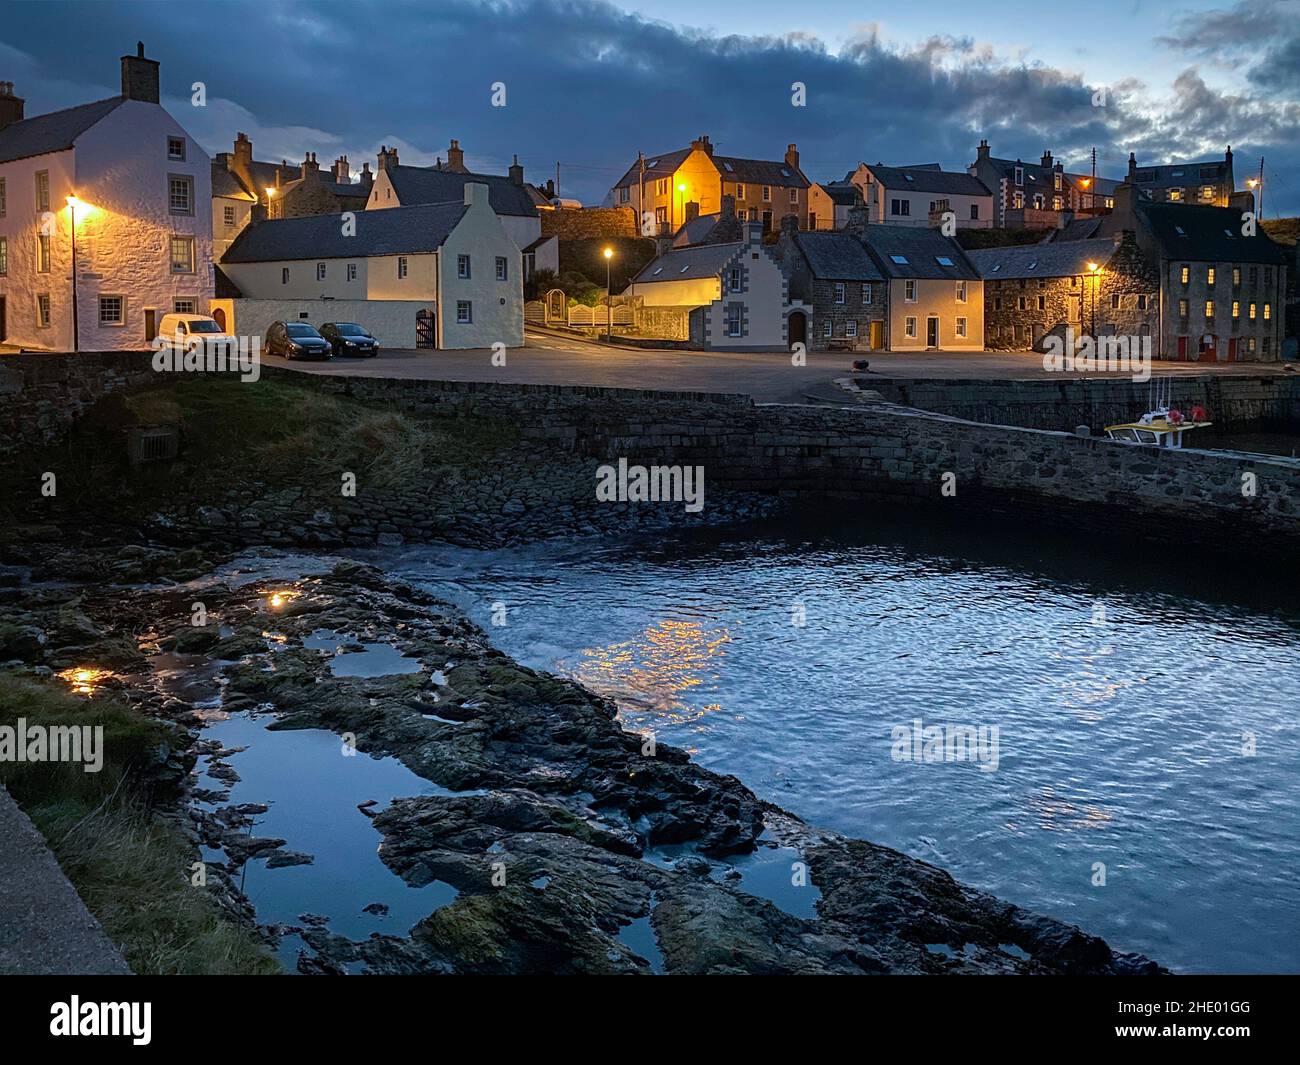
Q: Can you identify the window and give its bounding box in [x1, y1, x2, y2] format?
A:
[495, 256, 508, 281]
[905, 316, 917, 338]
[0, 176, 6, 216]
[1249, 302, 1257, 320]
[0, 236, 6, 275]
[1013, 192, 1024, 209]
[1207, 267, 1216, 285]
[98, 296, 124, 326]
[398, 257, 408, 279]
[173, 299, 196, 314]
[1232, 301, 1240, 319]
[788, 187, 798, 204]
[1264, 303, 1271, 321]
[456, 300, 472, 324]
[316, 263, 327, 281]
[891, 198, 911, 216]
[655, 206, 667, 225]
[736, 183, 745, 199]
[1111, 294, 1120, 309]
[347, 263, 357, 282]
[1233, 267, 1241, 287]
[1249, 267, 1258, 286]
[1138, 294, 1148, 310]
[1018, 297, 1028, 311]
[1169, 188, 1183, 202]
[35, 170, 49, 212]
[845, 320, 857, 338]
[1248, 337, 1257, 354]
[726, 304, 742, 337]
[223, 204, 236, 227]
[1053, 196, 1062, 210]
[281, 267, 289, 285]
[1265, 267, 1273, 286]
[169, 175, 194, 214]
[618, 186, 629, 204]
[170, 236, 195, 273]
[655, 179, 667, 196]
[37, 234, 50, 273]
[1014, 166, 1024, 186]
[37, 294, 51, 328]
[730, 268, 743, 293]
[1033, 194, 1044, 209]
[1054, 172, 1062, 191]
[970, 204, 979, 220]
[956, 281, 967, 303]
[457, 254, 471, 279]
[905, 280, 916, 302]
[1200, 185, 1215, 202]
[762, 186, 771, 202]
[956, 317, 967, 338]
[1038, 295, 1046, 311]
[1205, 300, 1215, 319]
[1180, 265, 1190, 285]
[862, 283, 871, 304]
[834, 282, 845, 304]
[167, 136, 186, 161]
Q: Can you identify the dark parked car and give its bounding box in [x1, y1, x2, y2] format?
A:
[320, 322, 379, 357]
[265, 321, 332, 360]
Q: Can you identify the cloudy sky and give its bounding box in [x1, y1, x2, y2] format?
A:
[4, 0, 1299, 213]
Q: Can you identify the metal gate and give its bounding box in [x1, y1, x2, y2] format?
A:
[416, 309, 436, 349]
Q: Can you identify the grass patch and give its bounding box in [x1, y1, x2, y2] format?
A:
[0, 674, 280, 974]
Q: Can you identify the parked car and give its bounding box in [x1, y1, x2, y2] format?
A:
[155, 313, 234, 354]
[320, 322, 379, 357]
[265, 321, 332, 360]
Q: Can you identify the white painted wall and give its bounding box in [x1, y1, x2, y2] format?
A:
[213, 297, 433, 349]
[0, 148, 76, 348]
[436, 183, 523, 348]
[213, 194, 254, 259]
[700, 238, 798, 349]
[221, 251, 439, 302]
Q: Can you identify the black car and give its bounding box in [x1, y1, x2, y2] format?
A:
[320, 322, 379, 357]
[265, 321, 332, 360]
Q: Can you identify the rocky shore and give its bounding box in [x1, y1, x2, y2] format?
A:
[1, 536, 1166, 976]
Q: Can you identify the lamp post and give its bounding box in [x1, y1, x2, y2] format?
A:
[1086, 261, 1101, 339]
[603, 246, 614, 343]
[66, 195, 81, 353]
[675, 181, 685, 232]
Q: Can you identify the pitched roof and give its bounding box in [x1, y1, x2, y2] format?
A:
[1065, 172, 1121, 198]
[1136, 202, 1289, 265]
[673, 212, 720, 247]
[383, 165, 538, 216]
[1132, 158, 1230, 191]
[819, 183, 861, 206]
[981, 155, 1071, 193]
[211, 163, 255, 201]
[0, 95, 126, 164]
[278, 175, 369, 202]
[864, 164, 990, 198]
[220, 201, 467, 263]
[631, 241, 741, 284]
[859, 225, 980, 280]
[793, 231, 883, 281]
[612, 148, 694, 190]
[968, 238, 1119, 279]
[613, 148, 809, 189]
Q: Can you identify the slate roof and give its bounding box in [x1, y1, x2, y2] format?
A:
[672, 213, 720, 247]
[819, 183, 861, 206]
[1132, 158, 1230, 191]
[613, 148, 808, 189]
[859, 225, 980, 280]
[220, 201, 467, 263]
[278, 175, 369, 202]
[969, 238, 1119, 279]
[1065, 172, 1121, 198]
[384, 165, 538, 216]
[0, 95, 126, 164]
[1137, 202, 1289, 265]
[981, 155, 1071, 193]
[631, 241, 741, 284]
[612, 148, 694, 190]
[864, 164, 990, 198]
[211, 163, 255, 200]
[793, 231, 883, 281]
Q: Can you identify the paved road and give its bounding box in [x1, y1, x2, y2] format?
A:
[0, 784, 131, 974]
[260, 328, 1295, 404]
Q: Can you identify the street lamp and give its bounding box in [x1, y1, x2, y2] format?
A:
[603, 246, 614, 343]
[1086, 261, 1101, 338]
[674, 181, 685, 231]
[66, 195, 82, 353]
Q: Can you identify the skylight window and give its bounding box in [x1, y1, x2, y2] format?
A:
[1026, 260, 1037, 270]
[724, 162, 734, 172]
[652, 267, 663, 275]
[780, 168, 791, 177]
[680, 265, 690, 273]
[1175, 226, 1187, 236]
[991, 263, 1001, 272]
[936, 255, 954, 266]
[648, 159, 659, 168]
[904, 174, 914, 181]
[890, 255, 909, 264]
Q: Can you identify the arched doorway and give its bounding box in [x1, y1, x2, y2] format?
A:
[416, 309, 436, 349]
[212, 307, 227, 330]
[788, 310, 807, 348]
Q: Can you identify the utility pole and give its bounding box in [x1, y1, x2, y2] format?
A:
[1258, 157, 1265, 218]
[555, 162, 560, 201]
[1090, 147, 1097, 215]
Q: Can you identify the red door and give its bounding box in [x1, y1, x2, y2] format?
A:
[1177, 336, 1187, 360]
[1228, 338, 1238, 361]
[1199, 335, 1217, 362]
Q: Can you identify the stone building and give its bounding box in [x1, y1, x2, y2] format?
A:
[0, 43, 212, 350]
[970, 234, 1158, 350]
[968, 141, 1083, 228]
[1126, 147, 1245, 209]
[776, 214, 886, 351]
[840, 162, 994, 229]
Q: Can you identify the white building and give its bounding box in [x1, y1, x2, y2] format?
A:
[842, 163, 993, 230]
[628, 221, 805, 350]
[217, 182, 523, 350]
[365, 145, 559, 281]
[0, 45, 213, 351]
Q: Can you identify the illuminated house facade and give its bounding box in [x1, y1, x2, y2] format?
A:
[0, 45, 212, 351]
[610, 136, 811, 235]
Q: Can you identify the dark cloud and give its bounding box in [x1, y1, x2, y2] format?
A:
[3, 0, 1298, 212]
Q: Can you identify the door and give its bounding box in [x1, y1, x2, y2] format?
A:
[1177, 336, 1188, 360]
[0, 296, 6, 343]
[415, 308, 436, 349]
[1228, 337, 1238, 361]
[926, 316, 939, 347]
[212, 307, 227, 331]
[1199, 334, 1217, 362]
[787, 311, 806, 348]
[869, 320, 884, 350]
[144, 309, 157, 342]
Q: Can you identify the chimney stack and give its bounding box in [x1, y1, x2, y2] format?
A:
[684, 200, 700, 223]
[508, 154, 524, 186]
[1127, 151, 1138, 183]
[845, 202, 869, 236]
[377, 145, 399, 170]
[976, 138, 990, 161]
[120, 41, 159, 104]
[332, 155, 350, 183]
[359, 162, 374, 190]
[446, 138, 466, 173]
[300, 151, 320, 180]
[746, 219, 763, 245]
[464, 181, 488, 208]
[690, 134, 714, 156]
[719, 194, 736, 220]
[785, 143, 800, 171]
[0, 81, 25, 132]
[1040, 150, 1053, 168]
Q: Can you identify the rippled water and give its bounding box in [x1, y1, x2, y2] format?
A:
[377, 512, 1300, 974]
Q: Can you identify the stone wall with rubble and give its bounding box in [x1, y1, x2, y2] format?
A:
[0, 350, 155, 456]
[540, 206, 638, 241]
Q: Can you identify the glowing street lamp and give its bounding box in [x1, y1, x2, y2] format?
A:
[602, 246, 614, 343]
[1086, 261, 1102, 337]
[66, 195, 83, 352]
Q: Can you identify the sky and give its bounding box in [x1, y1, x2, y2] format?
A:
[2, 0, 1299, 214]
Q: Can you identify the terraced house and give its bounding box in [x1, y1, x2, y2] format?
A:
[610, 135, 811, 235]
[839, 162, 993, 229]
[968, 141, 1081, 229]
[0, 45, 212, 351]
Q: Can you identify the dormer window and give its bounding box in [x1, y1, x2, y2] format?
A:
[1014, 167, 1024, 185]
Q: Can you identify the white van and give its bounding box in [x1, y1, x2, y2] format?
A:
[155, 313, 234, 353]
